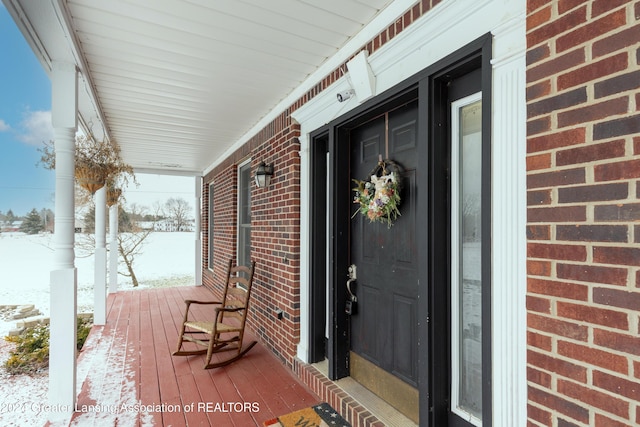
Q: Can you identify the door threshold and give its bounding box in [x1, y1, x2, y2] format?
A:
[313, 360, 417, 427]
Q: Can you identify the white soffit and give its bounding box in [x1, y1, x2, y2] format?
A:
[5, 0, 405, 175]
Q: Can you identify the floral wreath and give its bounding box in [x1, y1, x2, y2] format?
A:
[352, 159, 402, 227]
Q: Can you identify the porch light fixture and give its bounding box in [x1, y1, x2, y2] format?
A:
[254, 161, 274, 188]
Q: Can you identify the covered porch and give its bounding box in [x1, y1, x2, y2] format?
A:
[65, 284, 396, 426]
[4, 1, 530, 425]
[66, 285, 321, 426]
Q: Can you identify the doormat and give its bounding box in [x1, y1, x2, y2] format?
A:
[264, 402, 351, 427]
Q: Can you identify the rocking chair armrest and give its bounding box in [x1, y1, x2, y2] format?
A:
[215, 306, 244, 313]
[185, 299, 223, 306]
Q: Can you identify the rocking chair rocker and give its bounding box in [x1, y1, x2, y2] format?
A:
[173, 260, 257, 369]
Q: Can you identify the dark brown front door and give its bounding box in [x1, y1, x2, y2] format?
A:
[348, 99, 419, 420]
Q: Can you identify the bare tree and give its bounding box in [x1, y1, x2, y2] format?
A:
[164, 197, 192, 231]
[76, 202, 154, 287]
[117, 227, 152, 287]
[116, 203, 155, 287]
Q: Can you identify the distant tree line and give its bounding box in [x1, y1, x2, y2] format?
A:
[81, 197, 192, 233]
[0, 196, 192, 236]
[0, 208, 54, 234]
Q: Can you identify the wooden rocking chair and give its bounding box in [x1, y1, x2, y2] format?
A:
[173, 260, 257, 369]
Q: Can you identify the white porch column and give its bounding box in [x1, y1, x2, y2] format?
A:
[491, 14, 527, 427]
[94, 186, 107, 324]
[195, 176, 203, 286]
[296, 134, 310, 362]
[49, 61, 78, 410]
[108, 204, 119, 294]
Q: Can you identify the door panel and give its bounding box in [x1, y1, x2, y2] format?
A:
[349, 99, 419, 396]
[392, 294, 417, 382]
[362, 133, 382, 161]
[389, 118, 417, 155]
[358, 284, 380, 361]
[392, 169, 416, 266]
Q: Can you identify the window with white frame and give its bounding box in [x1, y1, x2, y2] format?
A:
[237, 160, 252, 268]
[208, 181, 214, 270]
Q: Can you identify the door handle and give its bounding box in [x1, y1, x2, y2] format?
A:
[346, 279, 357, 302]
[346, 264, 357, 302]
[346, 264, 358, 315]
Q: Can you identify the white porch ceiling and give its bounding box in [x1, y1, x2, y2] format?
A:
[5, 0, 400, 175]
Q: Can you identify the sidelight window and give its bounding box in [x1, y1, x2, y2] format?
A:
[451, 92, 483, 426]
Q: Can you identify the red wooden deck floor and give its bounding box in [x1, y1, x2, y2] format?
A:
[69, 286, 320, 426]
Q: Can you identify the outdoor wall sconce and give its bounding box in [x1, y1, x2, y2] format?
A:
[254, 161, 274, 188]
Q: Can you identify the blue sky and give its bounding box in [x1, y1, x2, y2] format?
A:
[0, 3, 56, 216]
[0, 5, 194, 217]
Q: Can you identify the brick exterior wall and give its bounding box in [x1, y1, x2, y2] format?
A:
[526, 1, 640, 426]
[203, 120, 302, 366]
[201, 0, 444, 369]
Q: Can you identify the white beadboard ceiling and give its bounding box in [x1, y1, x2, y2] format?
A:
[5, 0, 399, 175]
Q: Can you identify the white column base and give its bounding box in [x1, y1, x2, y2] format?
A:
[94, 247, 107, 324]
[49, 268, 78, 409]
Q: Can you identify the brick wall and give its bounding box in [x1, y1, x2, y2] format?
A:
[202, 116, 303, 366]
[527, 1, 640, 426]
[200, 0, 443, 368]
[204, 164, 238, 284]
[250, 124, 303, 365]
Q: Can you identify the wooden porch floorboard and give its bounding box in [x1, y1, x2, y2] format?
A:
[69, 286, 320, 426]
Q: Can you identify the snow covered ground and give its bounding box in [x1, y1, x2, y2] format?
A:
[0, 231, 195, 332]
[0, 231, 195, 426]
